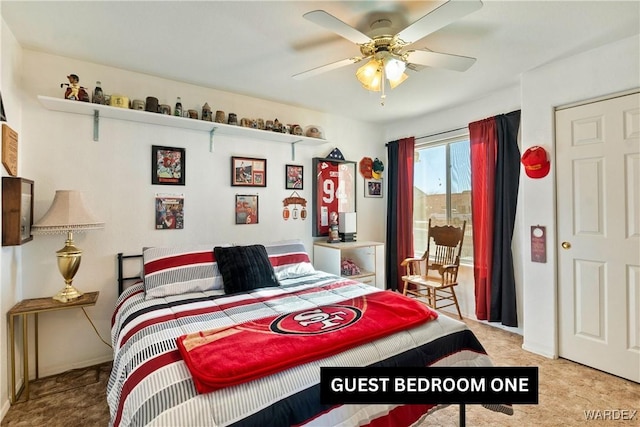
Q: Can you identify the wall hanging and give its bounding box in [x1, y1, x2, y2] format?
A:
[364, 178, 383, 198]
[236, 194, 259, 224]
[152, 145, 185, 185]
[231, 156, 267, 187]
[285, 164, 304, 189]
[521, 146, 550, 179]
[282, 191, 307, 221]
[2, 124, 18, 176]
[155, 193, 184, 229]
[312, 157, 356, 237]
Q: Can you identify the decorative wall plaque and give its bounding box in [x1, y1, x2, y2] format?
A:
[2, 124, 18, 176]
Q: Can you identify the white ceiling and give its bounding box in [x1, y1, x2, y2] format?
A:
[2, 1, 639, 124]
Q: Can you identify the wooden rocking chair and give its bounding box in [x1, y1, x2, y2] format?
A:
[401, 219, 466, 319]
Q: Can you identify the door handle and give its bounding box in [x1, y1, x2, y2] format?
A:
[561, 241, 571, 249]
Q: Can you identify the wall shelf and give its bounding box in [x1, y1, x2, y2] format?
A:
[37, 96, 328, 159]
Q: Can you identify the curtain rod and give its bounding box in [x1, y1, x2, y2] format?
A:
[386, 126, 468, 146]
[415, 126, 468, 141]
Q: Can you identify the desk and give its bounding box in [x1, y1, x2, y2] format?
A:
[7, 291, 99, 403]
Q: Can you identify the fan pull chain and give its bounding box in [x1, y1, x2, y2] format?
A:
[380, 64, 386, 106]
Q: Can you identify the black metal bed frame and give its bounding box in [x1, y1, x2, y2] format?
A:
[116, 252, 143, 295]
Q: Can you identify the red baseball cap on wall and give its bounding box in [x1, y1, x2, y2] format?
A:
[521, 146, 550, 179]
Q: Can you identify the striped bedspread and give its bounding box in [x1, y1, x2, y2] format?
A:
[108, 271, 498, 427]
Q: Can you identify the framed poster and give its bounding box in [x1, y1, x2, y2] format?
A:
[236, 194, 259, 224]
[285, 164, 303, 189]
[231, 156, 267, 187]
[155, 194, 184, 229]
[152, 145, 185, 185]
[364, 178, 383, 198]
[312, 157, 356, 237]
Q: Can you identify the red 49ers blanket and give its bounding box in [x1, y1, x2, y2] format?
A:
[176, 290, 438, 393]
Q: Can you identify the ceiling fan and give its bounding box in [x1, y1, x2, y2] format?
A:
[293, 0, 483, 104]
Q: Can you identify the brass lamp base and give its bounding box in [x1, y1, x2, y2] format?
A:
[53, 284, 84, 303]
[53, 231, 84, 303]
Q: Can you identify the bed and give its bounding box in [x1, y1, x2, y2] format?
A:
[108, 241, 511, 426]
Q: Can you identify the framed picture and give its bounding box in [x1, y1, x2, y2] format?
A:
[231, 156, 267, 187]
[285, 164, 304, 189]
[155, 194, 184, 229]
[312, 157, 356, 237]
[235, 194, 259, 224]
[364, 178, 383, 198]
[152, 145, 185, 185]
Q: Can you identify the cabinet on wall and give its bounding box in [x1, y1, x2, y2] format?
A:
[2, 177, 34, 246]
[37, 96, 328, 159]
[313, 241, 385, 289]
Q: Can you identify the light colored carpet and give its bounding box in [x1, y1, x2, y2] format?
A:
[1, 316, 638, 426]
[418, 316, 639, 427]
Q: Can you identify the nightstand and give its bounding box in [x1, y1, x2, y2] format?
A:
[313, 241, 385, 289]
[7, 291, 99, 403]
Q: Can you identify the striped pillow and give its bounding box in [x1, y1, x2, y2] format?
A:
[264, 240, 315, 280]
[142, 245, 228, 299]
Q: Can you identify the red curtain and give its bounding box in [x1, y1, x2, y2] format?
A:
[469, 118, 496, 320]
[385, 137, 415, 292]
[396, 137, 415, 293]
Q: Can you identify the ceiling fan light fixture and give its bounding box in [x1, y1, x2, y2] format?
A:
[356, 59, 383, 91]
[388, 72, 408, 89]
[361, 73, 382, 92]
[384, 57, 406, 81]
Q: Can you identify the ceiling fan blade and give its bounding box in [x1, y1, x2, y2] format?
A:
[293, 57, 362, 80]
[397, 0, 483, 45]
[406, 50, 476, 72]
[303, 10, 372, 45]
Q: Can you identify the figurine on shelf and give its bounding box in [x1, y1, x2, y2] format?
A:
[291, 124, 303, 136]
[202, 103, 212, 121]
[61, 74, 90, 102]
[92, 81, 104, 104]
[327, 211, 340, 243]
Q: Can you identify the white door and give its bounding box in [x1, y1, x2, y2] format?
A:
[556, 91, 640, 383]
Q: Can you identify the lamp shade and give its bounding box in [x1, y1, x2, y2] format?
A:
[32, 190, 104, 234]
[356, 59, 382, 92]
[384, 57, 406, 81]
[338, 212, 357, 233]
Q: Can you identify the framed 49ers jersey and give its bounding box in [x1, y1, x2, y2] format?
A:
[312, 158, 356, 236]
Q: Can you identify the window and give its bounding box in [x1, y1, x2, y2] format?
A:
[413, 133, 473, 263]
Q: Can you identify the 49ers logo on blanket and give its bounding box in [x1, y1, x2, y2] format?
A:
[270, 305, 362, 335]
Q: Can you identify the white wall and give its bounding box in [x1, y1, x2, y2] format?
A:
[0, 15, 23, 419]
[520, 35, 640, 358]
[2, 46, 387, 402]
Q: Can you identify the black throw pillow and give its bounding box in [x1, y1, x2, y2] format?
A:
[214, 244, 280, 294]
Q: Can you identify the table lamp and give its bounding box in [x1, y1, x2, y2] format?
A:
[32, 190, 104, 303]
[338, 212, 357, 242]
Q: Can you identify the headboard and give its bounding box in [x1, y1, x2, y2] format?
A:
[117, 252, 143, 295]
